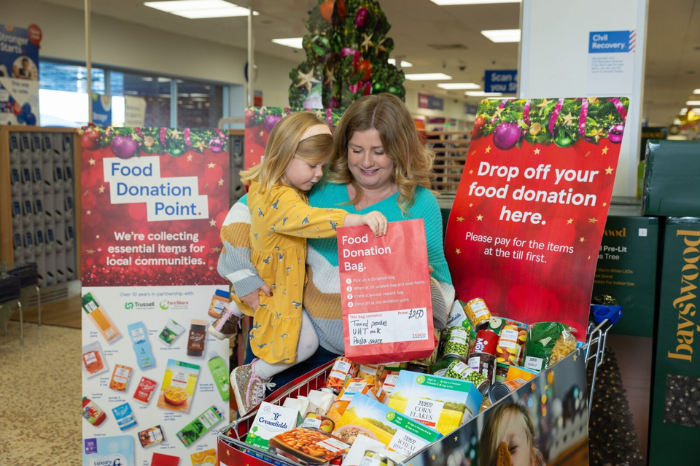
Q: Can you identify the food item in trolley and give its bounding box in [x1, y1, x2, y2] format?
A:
[334, 394, 442, 457]
[357, 364, 383, 384]
[376, 369, 401, 400]
[327, 378, 379, 424]
[82, 340, 109, 378]
[341, 434, 406, 466]
[326, 357, 359, 392]
[444, 360, 490, 396]
[548, 327, 577, 366]
[488, 379, 528, 404]
[308, 389, 336, 415]
[176, 405, 223, 446]
[430, 357, 458, 377]
[483, 316, 528, 336]
[495, 362, 510, 382]
[388, 370, 484, 434]
[472, 328, 499, 356]
[109, 364, 133, 391]
[269, 428, 350, 465]
[523, 322, 576, 371]
[301, 412, 336, 434]
[442, 326, 470, 361]
[462, 298, 492, 328]
[245, 402, 298, 451]
[138, 425, 165, 448]
[506, 365, 538, 382]
[495, 323, 528, 366]
[467, 352, 497, 385]
[283, 397, 311, 425]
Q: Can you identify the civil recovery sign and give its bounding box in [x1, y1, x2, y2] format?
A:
[588, 30, 635, 53]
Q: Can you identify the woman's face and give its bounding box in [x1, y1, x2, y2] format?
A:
[346, 129, 395, 192]
[501, 412, 534, 466]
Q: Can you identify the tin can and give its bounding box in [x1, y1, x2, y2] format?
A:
[301, 413, 335, 434]
[445, 360, 490, 395]
[442, 326, 469, 361]
[360, 450, 397, 466]
[467, 352, 497, 385]
[325, 357, 358, 392]
[464, 298, 492, 328]
[495, 324, 528, 366]
[406, 361, 429, 374]
[430, 357, 457, 377]
[495, 362, 510, 382]
[488, 378, 528, 404]
[473, 329, 499, 355]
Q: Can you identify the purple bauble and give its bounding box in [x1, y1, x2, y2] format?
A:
[608, 123, 625, 144]
[264, 114, 283, 133]
[110, 135, 138, 159]
[493, 122, 521, 150]
[209, 137, 224, 153]
[327, 96, 339, 109]
[355, 7, 369, 27]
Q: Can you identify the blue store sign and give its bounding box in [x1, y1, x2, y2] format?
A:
[418, 92, 444, 111]
[589, 30, 635, 54]
[484, 70, 518, 94]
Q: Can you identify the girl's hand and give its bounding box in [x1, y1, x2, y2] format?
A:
[240, 283, 273, 310]
[361, 211, 388, 237]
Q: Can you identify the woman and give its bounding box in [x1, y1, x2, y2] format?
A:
[218, 93, 454, 414]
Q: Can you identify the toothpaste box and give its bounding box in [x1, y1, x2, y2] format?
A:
[245, 402, 298, 451]
[333, 394, 442, 458]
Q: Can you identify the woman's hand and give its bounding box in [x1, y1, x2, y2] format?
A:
[240, 283, 273, 310]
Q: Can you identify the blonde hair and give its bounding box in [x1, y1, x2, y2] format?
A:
[327, 93, 435, 214]
[479, 403, 538, 466]
[241, 112, 334, 195]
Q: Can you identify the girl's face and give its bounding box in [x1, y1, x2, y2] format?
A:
[501, 412, 534, 466]
[347, 129, 395, 192]
[284, 155, 328, 192]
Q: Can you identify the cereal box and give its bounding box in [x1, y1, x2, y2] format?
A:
[387, 370, 483, 435]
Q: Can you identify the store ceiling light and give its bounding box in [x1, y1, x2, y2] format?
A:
[404, 73, 452, 81]
[387, 59, 413, 67]
[144, 1, 258, 19]
[272, 37, 304, 49]
[481, 29, 521, 43]
[431, 0, 520, 4]
[437, 82, 480, 90]
[686, 100, 700, 105]
[466, 91, 503, 96]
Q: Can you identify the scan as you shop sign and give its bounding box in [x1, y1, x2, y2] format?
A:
[80, 127, 230, 466]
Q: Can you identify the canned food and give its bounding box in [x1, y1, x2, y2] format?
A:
[464, 298, 492, 328]
[488, 378, 527, 404]
[325, 357, 358, 392]
[473, 329, 499, 356]
[430, 357, 457, 377]
[443, 326, 469, 360]
[445, 360, 490, 395]
[495, 362, 510, 382]
[406, 362, 429, 374]
[301, 412, 335, 434]
[495, 324, 528, 366]
[467, 352, 497, 385]
[360, 450, 397, 466]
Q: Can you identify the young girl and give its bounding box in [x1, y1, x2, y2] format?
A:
[479, 402, 544, 466]
[216, 112, 387, 415]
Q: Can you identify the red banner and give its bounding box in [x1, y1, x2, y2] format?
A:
[445, 97, 629, 337]
[79, 127, 230, 286]
[338, 220, 435, 364]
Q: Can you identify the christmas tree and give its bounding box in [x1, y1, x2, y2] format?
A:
[289, 0, 406, 109]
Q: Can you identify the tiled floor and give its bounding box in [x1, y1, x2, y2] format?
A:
[0, 321, 81, 465]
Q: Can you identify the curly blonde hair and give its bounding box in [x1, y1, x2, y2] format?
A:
[327, 94, 435, 213]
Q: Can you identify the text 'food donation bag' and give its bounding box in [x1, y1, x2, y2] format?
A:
[338, 219, 435, 364]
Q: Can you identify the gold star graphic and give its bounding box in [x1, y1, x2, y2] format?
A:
[432, 455, 436, 460]
[585, 151, 591, 157]
[86, 249, 95, 254]
[544, 384, 549, 390]
[209, 219, 217, 227]
[455, 249, 461, 255]
[588, 218, 598, 223]
[477, 215, 483, 221]
[98, 186, 105, 193]
[209, 266, 214, 271]
[588, 255, 591, 260]
[573, 354, 578, 362]
[485, 145, 492, 154]
[456, 217, 464, 222]
[605, 166, 614, 175]
[567, 218, 573, 224]
[534, 148, 541, 155]
[294, 69, 320, 92]
[469, 203, 473, 207]
[89, 158, 96, 165]
[208, 162, 216, 169]
[579, 237, 585, 243]
[361, 33, 374, 53]
[86, 210, 91, 215]
[187, 154, 193, 162]
[218, 178, 224, 186]
[603, 202, 607, 207]
[259, 130, 264, 137]
[469, 170, 474, 174]
[470, 150, 477, 156]
[602, 146, 609, 154]
[454, 436, 458, 442]
[561, 112, 574, 126]
[212, 247, 221, 252]
[95, 235, 100, 239]
[492, 107, 505, 119]
[531, 383, 536, 391]
[536, 98, 551, 108]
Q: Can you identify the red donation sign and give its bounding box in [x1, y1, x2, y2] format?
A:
[445, 97, 630, 337]
[338, 219, 435, 364]
[79, 127, 230, 286]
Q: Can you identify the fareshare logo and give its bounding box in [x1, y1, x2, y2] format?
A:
[103, 156, 208, 222]
[159, 300, 170, 310]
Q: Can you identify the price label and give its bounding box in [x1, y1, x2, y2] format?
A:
[348, 308, 428, 346]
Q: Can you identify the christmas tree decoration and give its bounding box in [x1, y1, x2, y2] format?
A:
[553, 132, 575, 148]
[81, 127, 102, 150]
[473, 115, 486, 139]
[608, 123, 625, 144]
[209, 138, 225, 154]
[110, 135, 139, 159]
[289, 0, 406, 109]
[493, 121, 521, 150]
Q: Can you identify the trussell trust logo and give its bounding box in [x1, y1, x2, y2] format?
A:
[124, 301, 155, 310]
[125, 302, 134, 310]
